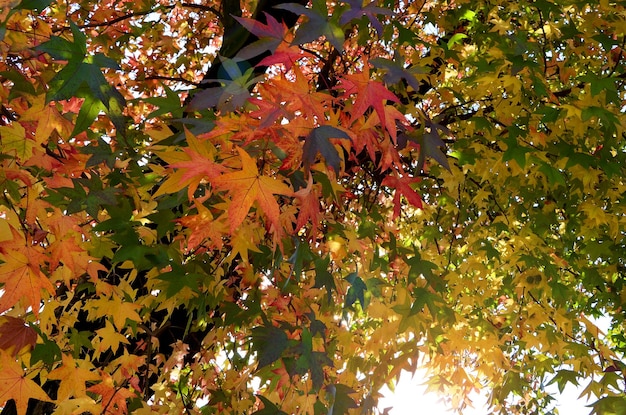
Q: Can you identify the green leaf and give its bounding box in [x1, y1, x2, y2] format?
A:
[406, 251, 443, 290]
[502, 137, 532, 168]
[344, 272, 367, 309]
[35, 36, 81, 61]
[0, 71, 36, 97]
[310, 351, 332, 391]
[287, 238, 313, 287]
[411, 287, 441, 316]
[314, 256, 337, 303]
[16, 0, 53, 11]
[250, 324, 288, 368]
[157, 266, 202, 298]
[581, 106, 619, 134]
[143, 84, 184, 119]
[73, 95, 105, 137]
[447, 32, 467, 48]
[30, 333, 62, 366]
[589, 396, 626, 415]
[538, 161, 565, 186]
[327, 384, 358, 415]
[37, 22, 126, 136]
[546, 369, 580, 393]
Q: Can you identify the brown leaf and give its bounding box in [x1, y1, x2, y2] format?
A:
[0, 317, 37, 357]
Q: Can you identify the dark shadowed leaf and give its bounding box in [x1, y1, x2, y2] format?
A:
[302, 125, 350, 173]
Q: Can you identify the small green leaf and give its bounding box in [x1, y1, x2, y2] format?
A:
[546, 369, 580, 393]
[344, 272, 367, 309]
[314, 256, 337, 303]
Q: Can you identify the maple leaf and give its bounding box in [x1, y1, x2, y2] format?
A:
[48, 353, 99, 400]
[408, 119, 451, 171]
[211, 147, 293, 233]
[340, 0, 393, 37]
[276, 2, 345, 51]
[94, 321, 130, 356]
[235, 13, 288, 61]
[176, 200, 227, 252]
[257, 41, 308, 71]
[87, 371, 135, 414]
[302, 125, 351, 173]
[294, 175, 321, 231]
[381, 173, 423, 218]
[0, 351, 53, 415]
[19, 96, 73, 144]
[0, 317, 37, 357]
[168, 131, 225, 199]
[0, 231, 55, 316]
[270, 67, 330, 121]
[339, 61, 400, 131]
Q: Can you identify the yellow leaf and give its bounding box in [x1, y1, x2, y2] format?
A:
[48, 354, 99, 400]
[0, 124, 33, 161]
[94, 321, 130, 356]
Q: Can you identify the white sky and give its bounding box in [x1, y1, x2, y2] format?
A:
[379, 369, 594, 415]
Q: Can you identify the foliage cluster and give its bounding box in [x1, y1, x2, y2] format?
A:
[0, 0, 625, 414]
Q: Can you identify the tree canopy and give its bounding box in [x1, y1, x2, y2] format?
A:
[0, 0, 625, 414]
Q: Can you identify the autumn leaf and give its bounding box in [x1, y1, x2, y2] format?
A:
[381, 173, 423, 218]
[294, 175, 321, 231]
[235, 13, 288, 60]
[0, 232, 55, 316]
[0, 0, 20, 21]
[176, 200, 227, 252]
[211, 147, 293, 233]
[0, 351, 53, 415]
[0, 317, 37, 357]
[86, 372, 135, 414]
[339, 60, 400, 130]
[48, 353, 99, 400]
[4, 1, 626, 414]
[166, 128, 225, 199]
[19, 96, 73, 143]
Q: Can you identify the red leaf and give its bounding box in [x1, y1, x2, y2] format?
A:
[0, 317, 37, 357]
[339, 59, 399, 131]
[381, 173, 422, 218]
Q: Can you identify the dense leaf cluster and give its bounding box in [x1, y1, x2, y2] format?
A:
[0, 0, 625, 414]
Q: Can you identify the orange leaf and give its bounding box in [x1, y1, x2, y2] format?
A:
[0, 317, 36, 357]
[294, 175, 321, 232]
[212, 147, 293, 233]
[0, 231, 55, 316]
[0, 351, 53, 415]
[20, 96, 73, 143]
[176, 201, 227, 252]
[87, 372, 135, 415]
